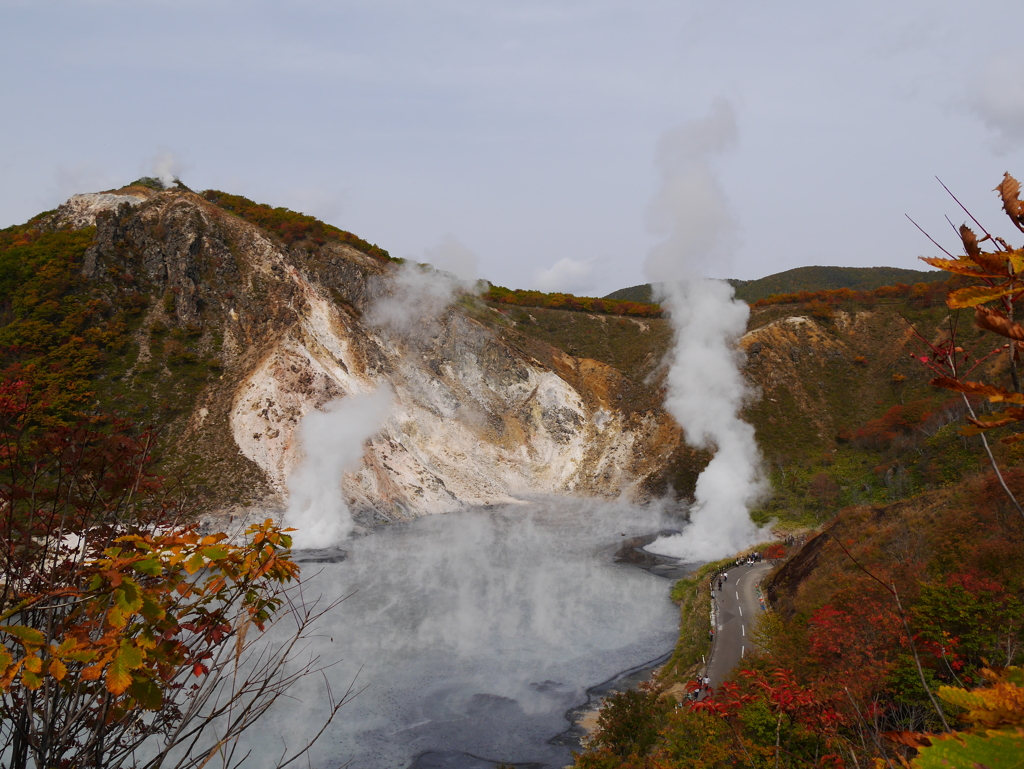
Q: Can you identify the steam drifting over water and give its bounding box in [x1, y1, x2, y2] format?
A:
[644, 100, 769, 561]
[249, 498, 681, 768]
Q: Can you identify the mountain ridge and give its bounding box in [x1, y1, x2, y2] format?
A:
[5, 186, 698, 526]
[605, 265, 946, 305]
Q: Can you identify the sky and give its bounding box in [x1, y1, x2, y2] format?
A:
[2, 0, 1023, 296]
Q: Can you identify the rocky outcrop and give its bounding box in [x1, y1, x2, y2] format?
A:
[70, 188, 685, 522]
[46, 190, 152, 231]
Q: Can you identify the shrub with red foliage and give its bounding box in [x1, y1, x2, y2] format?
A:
[764, 542, 787, 560]
[852, 398, 934, 449]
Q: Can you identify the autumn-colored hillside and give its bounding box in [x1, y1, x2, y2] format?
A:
[573, 469, 1024, 768]
[575, 172, 1024, 768]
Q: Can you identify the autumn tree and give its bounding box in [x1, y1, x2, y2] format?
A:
[0, 380, 351, 768]
[906, 172, 1024, 520]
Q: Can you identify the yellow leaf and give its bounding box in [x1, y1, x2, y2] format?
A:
[106, 641, 145, 696]
[22, 670, 43, 691]
[23, 654, 42, 674]
[948, 283, 1017, 309]
[184, 551, 207, 575]
[48, 658, 67, 682]
[1009, 250, 1024, 276]
[1, 624, 45, 649]
[919, 256, 991, 277]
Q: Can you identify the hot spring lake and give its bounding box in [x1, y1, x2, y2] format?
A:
[253, 498, 688, 769]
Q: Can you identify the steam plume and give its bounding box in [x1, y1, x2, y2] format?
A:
[285, 237, 479, 549]
[149, 150, 182, 189]
[284, 387, 394, 549]
[644, 100, 768, 561]
[366, 235, 480, 338]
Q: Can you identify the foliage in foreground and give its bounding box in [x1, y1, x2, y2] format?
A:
[0, 379, 349, 768]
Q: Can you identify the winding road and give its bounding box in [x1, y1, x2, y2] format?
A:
[707, 561, 774, 687]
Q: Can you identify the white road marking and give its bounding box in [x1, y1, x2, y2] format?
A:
[742, 625, 745, 637]
[738, 606, 742, 616]
[735, 591, 739, 600]
[741, 646, 745, 658]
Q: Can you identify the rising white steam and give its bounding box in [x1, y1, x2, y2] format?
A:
[643, 100, 768, 562]
[149, 150, 183, 189]
[284, 387, 394, 549]
[366, 236, 480, 337]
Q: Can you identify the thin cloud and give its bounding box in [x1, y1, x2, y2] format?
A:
[533, 257, 597, 294]
[971, 52, 1024, 152]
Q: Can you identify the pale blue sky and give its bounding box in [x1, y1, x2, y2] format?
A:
[2, 0, 1023, 295]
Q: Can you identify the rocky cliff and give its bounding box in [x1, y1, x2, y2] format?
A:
[30, 185, 978, 533]
[48, 187, 687, 525]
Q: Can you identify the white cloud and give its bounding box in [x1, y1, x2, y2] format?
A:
[533, 257, 597, 294]
[971, 52, 1024, 152]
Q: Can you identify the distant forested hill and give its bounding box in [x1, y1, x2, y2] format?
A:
[605, 265, 946, 305]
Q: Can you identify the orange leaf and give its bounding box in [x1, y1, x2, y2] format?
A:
[996, 172, 1024, 225]
[48, 658, 68, 682]
[930, 377, 1024, 404]
[976, 306, 1024, 341]
[884, 730, 932, 748]
[106, 641, 144, 696]
[960, 224, 982, 258]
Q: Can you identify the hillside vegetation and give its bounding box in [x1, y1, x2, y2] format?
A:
[573, 173, 1024, 768]
[1, 183, 1007, 524]
[1, 181, 1013, 527]
[574, 472, 1024, 768]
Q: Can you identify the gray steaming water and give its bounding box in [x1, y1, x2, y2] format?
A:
[249, 497, 685, 769]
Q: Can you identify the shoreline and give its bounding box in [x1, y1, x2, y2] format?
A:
[551, 648, 674, 749]
[551, 534, 701, 751]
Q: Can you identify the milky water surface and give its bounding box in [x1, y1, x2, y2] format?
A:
[251, 498, 682, 769]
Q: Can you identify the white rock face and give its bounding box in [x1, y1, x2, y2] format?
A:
[69, 187, 679, 524]
[48, 192, 149, 229]
[230, 270, 666, 519]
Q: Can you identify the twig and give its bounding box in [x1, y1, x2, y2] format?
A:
[936, 177, 1005, 251]
[906, 215, 956, 258]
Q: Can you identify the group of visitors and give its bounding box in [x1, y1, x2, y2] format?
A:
[687, 676, 713, 701]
